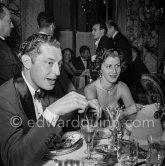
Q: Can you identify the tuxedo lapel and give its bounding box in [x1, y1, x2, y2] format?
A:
[78, 57, 85, 70]
[14, 73, 36, 122]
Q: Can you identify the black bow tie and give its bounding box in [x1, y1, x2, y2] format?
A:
[34, 90, 45, 100]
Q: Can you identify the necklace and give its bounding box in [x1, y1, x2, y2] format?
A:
[99, 80, 115, 94]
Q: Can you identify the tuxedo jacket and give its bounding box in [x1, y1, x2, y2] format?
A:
[113, 32, 132, 67]
[0, 39, 21, 86]
[96, 35, 114, 54]
[0, 73, 62, 166]
[72, 56, 90, 71]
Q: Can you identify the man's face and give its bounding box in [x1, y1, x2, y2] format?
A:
[92, 24, 103, 41]
[0, 7, 13, 37]
[29, 43, 62, 90]
[81, 49, 91, 60]
[106, 26, 114, 38]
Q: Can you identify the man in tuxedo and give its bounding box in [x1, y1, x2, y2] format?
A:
[0, 33, 100, 166]
[72, 45, 91, 75]
[37, 11, 56, 38]
[106, 20, 138, 102]
[92, 22, 114, 55]
[0, 3, 21, 86]
[90, 22, 114, 81]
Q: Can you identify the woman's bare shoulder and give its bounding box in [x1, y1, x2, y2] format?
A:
[84, 80, 97, 91]
[117, 81, 128, 89]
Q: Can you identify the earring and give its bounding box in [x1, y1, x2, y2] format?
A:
[99, 72, 102, 78]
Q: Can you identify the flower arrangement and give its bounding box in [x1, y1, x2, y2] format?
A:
[126, 0, 164, 55]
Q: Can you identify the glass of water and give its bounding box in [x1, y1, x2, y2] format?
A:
[117, 138, 139, 166]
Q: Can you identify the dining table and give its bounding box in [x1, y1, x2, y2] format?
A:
[41, 103, 164, 166]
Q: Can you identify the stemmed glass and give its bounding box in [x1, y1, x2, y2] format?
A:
[80, 112, 98, 163]
[117, 138, 139, 166]
[146, 134, 165, 166]
[104, 104, 124, 152]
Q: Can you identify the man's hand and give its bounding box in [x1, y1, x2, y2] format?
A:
[47, 91, 88, 116]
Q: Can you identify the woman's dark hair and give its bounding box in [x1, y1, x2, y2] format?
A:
[62, 48, 75, 59]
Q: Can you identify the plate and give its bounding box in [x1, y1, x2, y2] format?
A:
[46, 131, 83, 156]
[94, 128, 112, 140]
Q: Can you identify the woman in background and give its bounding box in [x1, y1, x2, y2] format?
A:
[62, 48, 77, 80]
[84, 49, 141, 119]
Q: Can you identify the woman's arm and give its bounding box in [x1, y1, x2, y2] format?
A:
[63, 63, 76, 76]
[69, 61, 77, 73]
[119, 82, 137, 117]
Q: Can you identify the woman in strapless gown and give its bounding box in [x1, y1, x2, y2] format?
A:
[84, 49, 139, 120]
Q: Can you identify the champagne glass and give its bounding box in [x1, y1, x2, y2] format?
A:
[146, 134, 165, 166]
[117, 138, 139, 166]
[80, 112, 98, 163]
[104, 105, 124, 152]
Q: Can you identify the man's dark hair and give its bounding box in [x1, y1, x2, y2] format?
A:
[94, 22, 107, 35]
[79, 45, 90, 54]
[37, 12, 54, 28]
[0, 3, 8, 19]
[18, 33, 60, 63]
[106, 20, 119, 31]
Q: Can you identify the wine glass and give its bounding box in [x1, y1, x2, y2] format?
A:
[146, 134, 165, 166]
[80, 112, 98, 163]
[117, 138, 139, 166]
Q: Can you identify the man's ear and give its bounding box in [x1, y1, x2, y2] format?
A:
[21, 54, 32, 69]
[101, 29, 105, 35]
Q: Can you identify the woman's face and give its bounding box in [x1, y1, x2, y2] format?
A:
[101, 56, 121, 83]
[63, 50, 72, 62]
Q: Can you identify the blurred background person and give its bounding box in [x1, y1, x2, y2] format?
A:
[72, 45, 91, 76]
[53, 48, 76, 98]
[37, 11, 56, 39]
[0, 3, 21, 86]
[62, 48, 76, 80]
[92, 22, 114, 55]
[91, 22, 114, 81]
[72, 45, 92, 90]
[132, 46, 149, 102]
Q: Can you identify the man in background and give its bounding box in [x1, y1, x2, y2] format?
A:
[0, 3, 21, 86]
[72, 45, 91, 75]
[92, 22, 114, 55]
[37, 11, 56, 39]
[91, 22, 114, 81]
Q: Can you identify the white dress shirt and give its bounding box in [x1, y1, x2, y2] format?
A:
[80, 57, 87, 70]
[95, 37, 101, 48]
[0, 36, 5, 40]
[22, 72, 59, 127]
[112, 31, 118, 39]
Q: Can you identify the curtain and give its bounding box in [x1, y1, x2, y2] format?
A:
[116, 0, 127, 35]
[21, 0, 45, 41]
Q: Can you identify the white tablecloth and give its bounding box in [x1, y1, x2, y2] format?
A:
[42, 103, 163, 166]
